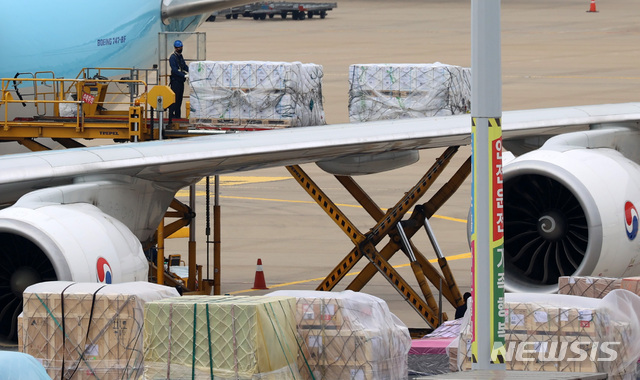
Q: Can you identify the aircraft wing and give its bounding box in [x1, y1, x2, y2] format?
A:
[0, 102, 640, 341]
[2, 102, 640, 206]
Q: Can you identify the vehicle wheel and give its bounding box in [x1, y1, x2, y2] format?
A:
[308, 11, 313, 18]
[232, 14, 238, 19]
[320, 11, 326, 19]
[253, 14, 259, 20]
[298, 12, 305, 20]
[269, 13, 274, 19]
[226, 14, 232, 19]
[260, 14, 267, 20]
[292, 11, 299, 19]
[281, 12, 287, 19]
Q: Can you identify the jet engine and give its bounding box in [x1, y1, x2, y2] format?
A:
[503, 141, 640, 293]
[0, 202, 148, 341]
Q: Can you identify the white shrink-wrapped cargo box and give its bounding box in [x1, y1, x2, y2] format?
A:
[348, 63, 471, 122]
[454, 291, 640, 379]
[189, 61, 325, 128]
[557, 276, 622, 298]
[20, 281, 180, 380]
[267, 290, 412, 380]
[144, 295, 301, 380]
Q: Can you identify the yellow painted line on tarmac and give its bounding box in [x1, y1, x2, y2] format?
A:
[176, 176, 290, 196]
[505, 74, 640, 80]
[222, 195, 375, 209]
[220, 195, 468, 223]
[175, 191, 468, 224]
[197, 176, 291, 186]
[174, 176, 469, 294]
[229, 252, 472, 294]
[432, 214, 467, 223]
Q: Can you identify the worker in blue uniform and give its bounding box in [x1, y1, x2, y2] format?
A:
[169, 40, 189, 123]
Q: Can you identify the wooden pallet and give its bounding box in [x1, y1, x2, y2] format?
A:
[356, 90, 416, 98]
[193, 117, 292, 130]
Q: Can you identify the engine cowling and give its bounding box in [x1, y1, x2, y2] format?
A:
[503, 145, 640, 293]
[317, 151, 420, 175]
[0, 203, 148, 341]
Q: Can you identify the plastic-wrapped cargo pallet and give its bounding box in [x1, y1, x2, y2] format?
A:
[268, 290, 412, 380]
[189, 61, 325, 129]
[409, 320, 462, 376]
[453, 290, 640, 379]
[621, 276, 640, 296]
[348, 63, 471, 122]
[20, 281, 180, 380]
[557, 276, 622, 298]
[143, 295, 301, 379]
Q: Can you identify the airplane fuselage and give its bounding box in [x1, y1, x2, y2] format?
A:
[2, 0, 206, 80]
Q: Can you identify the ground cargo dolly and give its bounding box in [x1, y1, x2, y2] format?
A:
[208, 4, 254, 21]
[209, 2, 337, 21]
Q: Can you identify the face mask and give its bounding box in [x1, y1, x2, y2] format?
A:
[176, 48, 183, 54]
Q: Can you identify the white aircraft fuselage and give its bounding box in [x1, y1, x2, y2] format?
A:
[1, 0, 251, 80]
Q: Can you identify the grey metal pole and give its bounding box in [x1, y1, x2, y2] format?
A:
[438, 277, 443, 329]
[214, 174, 221, 295]
[188, 183, 197, 290]
[471, 0, 505, 370]
[157, 96, 164, 141]
[190, 184, 196, 241]
[206, 176, 211, 279]
[396, 222, 417, 262]
[422, 216, 444, 260]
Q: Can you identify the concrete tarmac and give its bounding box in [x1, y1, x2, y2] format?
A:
[166, 0, 640, 329]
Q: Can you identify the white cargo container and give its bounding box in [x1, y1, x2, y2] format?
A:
[189, 61, 325, 129]
[348, 63, 471, 122]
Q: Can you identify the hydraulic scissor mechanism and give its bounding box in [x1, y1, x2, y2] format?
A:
[162, 198, 196, 238]
[396, 220, 443, 320]
[286, 147, 471, 328]
[150, 197, 201, 291]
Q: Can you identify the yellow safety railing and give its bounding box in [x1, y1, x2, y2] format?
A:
[1, 71, 152, 141]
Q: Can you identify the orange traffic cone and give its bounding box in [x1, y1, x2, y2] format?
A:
[252, 258, 269, 290]
[587, 0, 598, 12]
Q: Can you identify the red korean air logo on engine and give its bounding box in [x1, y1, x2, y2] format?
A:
[625, 201, 638, 241]
[97, 257, 113, 284]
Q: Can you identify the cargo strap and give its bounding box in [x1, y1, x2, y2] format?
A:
[192, 303, 197, 380]
[68, 285, 106, 379]
[33, 283, 98, 380]
[206, 304, 214, 379]
[167, 304, 173, 379]
[266, 302, 299, 379]
[274, 301, 316, 380]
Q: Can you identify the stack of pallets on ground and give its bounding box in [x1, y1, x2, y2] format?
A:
[268, 290, 412, 380]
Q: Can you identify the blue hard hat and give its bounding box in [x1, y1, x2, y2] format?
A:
[174, 40, 183, 48]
